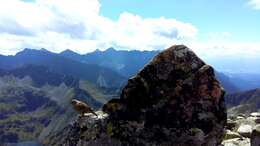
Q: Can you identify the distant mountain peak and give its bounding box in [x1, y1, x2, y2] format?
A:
[16, 48, 34, 55]
[61, 49, 75, 53]
[23, 48, 32, 51]
[60, 49, 79, 55]
[15, 48, 53, 56]
[94, 49, 102, 52]
[40, 48, 49, 52]
[105, 47, 116, 52]
[20, 48, 50, 53]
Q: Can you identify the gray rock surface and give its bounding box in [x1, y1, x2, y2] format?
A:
[223, 112, 260, 146]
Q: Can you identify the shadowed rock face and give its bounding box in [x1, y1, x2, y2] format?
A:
[103, 45, 227, 145]
[60, 45, 227, 146]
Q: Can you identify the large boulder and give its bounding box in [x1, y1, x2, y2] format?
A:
[103, 45, 227, 145]
[249, 112, 260, 124]
[59, 45, 227, 146]
[237, 124, 253, 138]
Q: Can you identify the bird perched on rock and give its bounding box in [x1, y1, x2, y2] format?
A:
[71, 99, 98, 117]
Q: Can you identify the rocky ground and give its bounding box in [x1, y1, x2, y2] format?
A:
[57, 111, 260, 146]
[221, 112, 260, 146]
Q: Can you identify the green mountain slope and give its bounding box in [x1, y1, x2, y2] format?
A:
[0, 65, 113, 145]
[225, 88, 260, 116]
[0, 77, 60, 143]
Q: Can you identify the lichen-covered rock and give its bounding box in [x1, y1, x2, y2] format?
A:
[59, 45, 227, 146]
[56, 111, 122, 146]
[102, 45, 227, 146]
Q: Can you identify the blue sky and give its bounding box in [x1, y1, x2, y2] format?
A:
[0, 0, 260, 73]
[99, 0, 260, 42]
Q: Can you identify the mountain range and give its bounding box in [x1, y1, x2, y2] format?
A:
[59, 48, 242, 93]
[60, 48, 159, 78]
[0, 48, 125, 90]
[1, 47, 257, 93]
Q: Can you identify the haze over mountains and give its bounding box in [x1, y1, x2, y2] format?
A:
[0, 48, 125, 89]
[1, 47, 260, 93]
[60, 47, 159, 78]
[59, 47, 260, 93]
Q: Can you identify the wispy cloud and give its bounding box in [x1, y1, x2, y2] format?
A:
[248, 0, 260, 10]
[0, 0, 197, 55]
[188, 42, 260, 73]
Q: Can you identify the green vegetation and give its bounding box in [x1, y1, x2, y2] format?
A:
[0, 64, 118, 144]
[79, 80, 109, 104]
[106, 122, 114, 137]
[0, 75, 71, 143]
[0, 82, 59, 143]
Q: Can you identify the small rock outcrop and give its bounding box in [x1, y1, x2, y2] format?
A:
[224, 130, 242, 140]
[222, 138, 250, 146]
[222, 112, 260, 146]
[251, 124, 260, 146]
[60, 45, 227, 146]
[237, 124, 253, 138]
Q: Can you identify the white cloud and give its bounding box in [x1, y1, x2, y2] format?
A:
[187, 42, 260, 73]
[248, 0, 260, 10]
[112, 12, 197, 51]
[185, 31, 260, 72]
[188, 42, 260, 59]
[0, 0, 197, 55]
